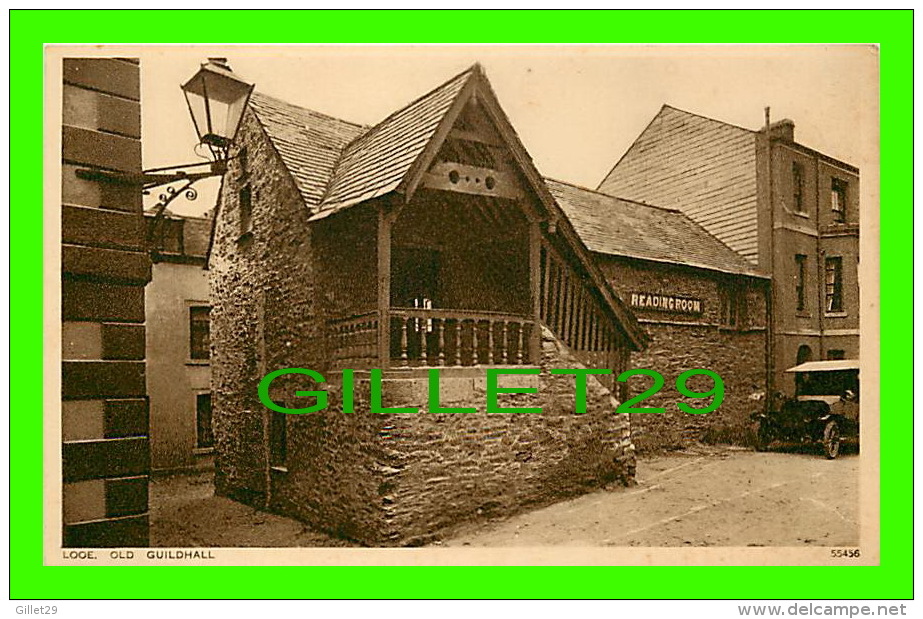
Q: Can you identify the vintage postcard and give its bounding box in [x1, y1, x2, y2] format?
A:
[45, 44, 879, 566]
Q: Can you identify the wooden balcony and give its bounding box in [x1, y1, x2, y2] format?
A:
[329, 308, 535, 370]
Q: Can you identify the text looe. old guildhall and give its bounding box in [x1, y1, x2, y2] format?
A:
[61, 58, 859, 547]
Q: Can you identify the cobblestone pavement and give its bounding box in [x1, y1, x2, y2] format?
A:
[150, 444, 859, 548]
[445, 445, 860, 547]
[149, 469, 353, 547]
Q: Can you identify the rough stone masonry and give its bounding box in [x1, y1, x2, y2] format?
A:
[260, 327, 633, 546]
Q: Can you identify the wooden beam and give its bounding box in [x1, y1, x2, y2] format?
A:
[448, 127, 504, 147]
[422, 161, 523, 200]
[529, 220, 542, 363]
[377, 203, 392, 368]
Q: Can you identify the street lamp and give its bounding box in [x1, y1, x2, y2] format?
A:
[75, 58, 254, 243]
[182, 58, 254, 157]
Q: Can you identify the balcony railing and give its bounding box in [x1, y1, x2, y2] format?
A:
[391, 308, 534, 368]
[328, 308, 535, 369]
[329, 311, 379, 369]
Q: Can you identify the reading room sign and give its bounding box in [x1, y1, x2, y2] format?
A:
[629, 292, 704, 315]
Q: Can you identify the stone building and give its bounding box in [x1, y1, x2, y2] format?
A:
[61, 58, 150, 547]
[145, 209, 213, 470]
[598, 106, 860, 395]
[208, 65, 648, 545]
[547, 179, 770, 450]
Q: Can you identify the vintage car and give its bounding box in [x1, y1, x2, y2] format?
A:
[753, 360, 859, 459]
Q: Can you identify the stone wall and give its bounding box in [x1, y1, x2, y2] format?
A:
[268, 327, 633, 546]
[627, 325, 767, 450]
[209, 109, 331, 505]
[211, 111, 634, 545]
[598, 255, 769, 451]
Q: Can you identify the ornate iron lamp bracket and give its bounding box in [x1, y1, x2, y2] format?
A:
[75, 158, 229, 253]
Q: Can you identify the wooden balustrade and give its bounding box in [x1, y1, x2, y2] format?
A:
[329, 308, 535, 368]
[390, 308, 534, 367]
[539, 244, 625, 383]
[327, 243, 627, 377]
[328, 311, 379, 369]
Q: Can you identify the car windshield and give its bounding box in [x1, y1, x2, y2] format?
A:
[796, 370, 859, 397]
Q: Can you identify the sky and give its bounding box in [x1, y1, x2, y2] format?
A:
[134, 45, 878, 217]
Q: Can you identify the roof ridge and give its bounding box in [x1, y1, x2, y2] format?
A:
[338, 64, 477, 154]
[661, 103, 757, 134]
[546, 176, 682, 213]
[317, 64, 477, 207]
[250, 90, 369, 131]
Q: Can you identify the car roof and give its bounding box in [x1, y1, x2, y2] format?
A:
[785, 360, 860, 373]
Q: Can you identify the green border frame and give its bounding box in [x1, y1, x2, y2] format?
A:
[12, 9, 912, 600]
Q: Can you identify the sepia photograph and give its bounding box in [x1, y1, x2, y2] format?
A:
[46, 43, 879, 566]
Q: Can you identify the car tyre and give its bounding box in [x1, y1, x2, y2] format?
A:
[823, 419, 841, 459]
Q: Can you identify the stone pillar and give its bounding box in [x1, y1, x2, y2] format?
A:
[61, 58, 151, 547]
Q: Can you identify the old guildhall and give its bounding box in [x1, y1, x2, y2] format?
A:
[60, 57, 859, 547]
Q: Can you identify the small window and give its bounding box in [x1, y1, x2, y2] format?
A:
[826, 349, 846, 360]
[831, 178, 847, 223]
[196, 393, 214, 449]
[269, 410, 287, 469]
[239, 184, 253, 234]
[189, 305, 211, 360]
[150, 218, 184, 254]
[720, 284, 747, 328]
[792, 162, 805, 213]
[825, 257, 844, 313]
[237, 147, 249, 177]
[795, 254, 808, 311]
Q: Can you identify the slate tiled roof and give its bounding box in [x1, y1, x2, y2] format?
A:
[249, 92, 368, 207]
[318, 67, 474, 215]
[247, 66, 476, 217]
[597, 105, 761, 265]
[545, 178, 763, 277]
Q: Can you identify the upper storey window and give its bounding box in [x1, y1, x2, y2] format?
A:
[792, 162, 805, 213]
[831, 178, 848, 223]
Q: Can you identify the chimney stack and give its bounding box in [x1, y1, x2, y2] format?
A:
[767, 118, 795, 143]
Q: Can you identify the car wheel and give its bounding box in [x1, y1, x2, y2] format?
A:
[823, 420, 841, 459]
[756, 422, 773, 452]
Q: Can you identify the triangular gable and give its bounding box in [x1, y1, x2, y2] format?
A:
[247, 64, 647, 348]
[597, 104, 755, 195]
[393, 66, 648, 349]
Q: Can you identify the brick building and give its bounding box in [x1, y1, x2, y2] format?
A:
[208, 65, 648, 545]
[548, 179, 770, 449]
[598, 106, 860, 395]
[145, 210, 213, 470]
[61, 58, 150, 547]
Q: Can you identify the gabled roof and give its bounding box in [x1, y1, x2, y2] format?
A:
[318, 67, 475, 215]
[597, 104, 762, 265]
[248, 66, 478, 218]
[242, 64, 648, 349]
[546, 178, 765, 278]
[249, 92, 367, 207]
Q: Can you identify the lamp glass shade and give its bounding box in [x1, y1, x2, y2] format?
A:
[182, 62, 253, 148]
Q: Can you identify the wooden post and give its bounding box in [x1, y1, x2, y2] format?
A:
[377, 203, 392, 368]
[529, 220, 542, 364]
